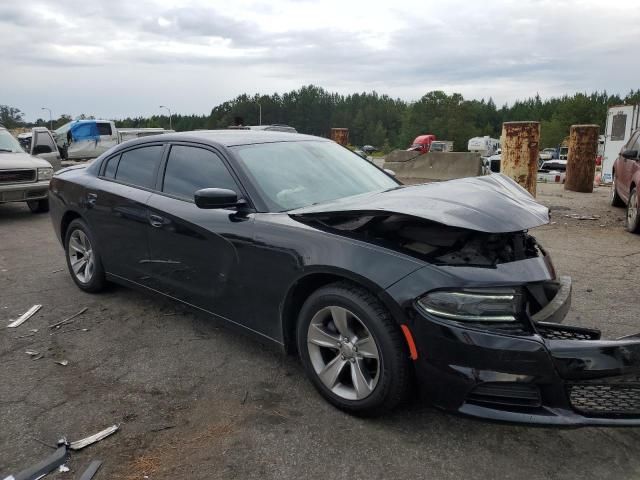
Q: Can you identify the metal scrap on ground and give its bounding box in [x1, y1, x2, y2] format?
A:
[48, 307, 88, 329]
[2, 445, 67, 480]
[7, 305, 42, 328]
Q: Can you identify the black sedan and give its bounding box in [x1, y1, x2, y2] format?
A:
[49, 131, 640, 425]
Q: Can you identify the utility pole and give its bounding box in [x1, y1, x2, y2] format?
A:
[41, 107, 52, 130]
[159, 105, 172, 130]
[257, 103, 262, 126]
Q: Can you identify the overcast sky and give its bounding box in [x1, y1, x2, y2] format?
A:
[3, 0, 639, 121]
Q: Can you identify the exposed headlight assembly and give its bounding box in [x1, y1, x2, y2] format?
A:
[37, 167, 53, 181]
[417, 288, 523, 322]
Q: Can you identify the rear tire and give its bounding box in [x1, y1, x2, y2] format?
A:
[65, 218, 106, 292]
[296, 281, 411, 416]
[27, 198, 49, 213]
[610, 173, 625, 207]
[625, 188, 640, 234]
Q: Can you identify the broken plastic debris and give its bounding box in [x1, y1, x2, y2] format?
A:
[7, 305, 42, 328]
[77, 460, 102, 480]
[69, 425, 119, 450]
[49, 307, 88, 329]
[2, 445, 66, 480]
[58, 464, 70, 473]
[25, 350, 40, 356]
[55, 360, 69, 366]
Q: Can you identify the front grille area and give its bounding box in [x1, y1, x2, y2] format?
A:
[569, 384, 640, 416]
[536, 322, 601, 340]
[467, 382, 542, 408]
[0, 169, 36, 183]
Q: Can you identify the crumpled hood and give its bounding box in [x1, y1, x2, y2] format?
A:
[290, 174, 549, 233]
[0, 151, 52, 169]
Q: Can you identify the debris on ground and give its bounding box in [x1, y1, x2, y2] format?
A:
[55, 360, 69, 366]
[563, 214, 600, 220]
[67, 424, 119, 451]
[7, 305, 42, 328]
[49, 307, 88, 330]
[2, 445, 67, 480]
[58, 464, 70, 472]
[77, 460, 102, 480]
[51, 327, 89, 336]
[25, 350, 39, 356]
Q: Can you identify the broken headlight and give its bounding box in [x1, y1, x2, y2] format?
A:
[417, 288, 524, 322]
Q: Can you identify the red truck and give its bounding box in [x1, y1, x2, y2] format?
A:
[407, 134, 436, 154]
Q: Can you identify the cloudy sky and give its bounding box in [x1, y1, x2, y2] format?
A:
[3, 0, 639, 121]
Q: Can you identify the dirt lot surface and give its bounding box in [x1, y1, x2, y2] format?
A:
[1, 183, 639, 480]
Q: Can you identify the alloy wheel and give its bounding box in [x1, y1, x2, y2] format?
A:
[68, 229, 95, 283]
[307, 306, 380, 401]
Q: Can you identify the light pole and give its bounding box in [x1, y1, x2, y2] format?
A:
[159, 105, 172, 130]
[257, 103, 262, 126]
[41, 107, 52, 130]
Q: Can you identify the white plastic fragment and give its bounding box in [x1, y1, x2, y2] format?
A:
[7, 305, 42, 328]
[69, 424, 119, 450]
[55, 360, 69, 366]
[59, 464, 70, 472]
[25, 350, 40, 356]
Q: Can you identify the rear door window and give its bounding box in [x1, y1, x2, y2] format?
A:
[97, 122, 113, 136]
[115, 145, 163, 189]
[162, 145, 238, 201]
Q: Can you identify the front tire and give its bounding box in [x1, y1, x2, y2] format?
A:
[65, 218, 106, 292]
[27, 198, 49, 213]
[626, 188, 640, 234]
[610, 173, 625, 207]
[296, 282, 411, 416]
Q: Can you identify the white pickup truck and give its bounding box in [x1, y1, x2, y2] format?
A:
[54, 120, 172, 160]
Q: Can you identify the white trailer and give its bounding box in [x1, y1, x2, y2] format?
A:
[601, 104, 640, 183]
[467, 136, 500, 156]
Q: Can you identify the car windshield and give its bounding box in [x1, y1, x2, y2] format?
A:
[0, 130, 25, 153]
[233, 141, 398, 212]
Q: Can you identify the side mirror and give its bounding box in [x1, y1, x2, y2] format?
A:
[194, 188, 240, 209]
[384, 168, 396, 177]
[622, 149, 638, 160]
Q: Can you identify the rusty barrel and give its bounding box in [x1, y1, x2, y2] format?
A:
[565, 124, 599, 193]
[500, 121, 540, 197]
[330, 128, 349, 146]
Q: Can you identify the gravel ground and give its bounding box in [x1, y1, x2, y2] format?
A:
[1, 183, 639, 480]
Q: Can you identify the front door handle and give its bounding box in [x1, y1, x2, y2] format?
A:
[149, 214, 164, 228]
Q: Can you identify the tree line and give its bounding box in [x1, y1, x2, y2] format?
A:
[3, 86, 640, 151]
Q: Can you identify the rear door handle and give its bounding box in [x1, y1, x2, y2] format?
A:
[149, 214, 164, 228]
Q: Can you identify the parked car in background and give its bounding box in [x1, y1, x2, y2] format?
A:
[539, 148, 557, 162]
[16, 127, 62, 171]
[0, 126, 53, 212]
[537, 159, 567, 184]
[610, 128, 640, 233]
[486, 150, 501, 173]
[49, 130, 640, 425]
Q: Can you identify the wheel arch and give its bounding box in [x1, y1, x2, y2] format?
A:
[280, 267, 404, 355]
[60, 210, 83, 245]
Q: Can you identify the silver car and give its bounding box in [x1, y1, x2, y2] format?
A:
[0, 126, 55, 213]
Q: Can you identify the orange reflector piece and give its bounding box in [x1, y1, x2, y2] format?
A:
[400, 324, 418, 360]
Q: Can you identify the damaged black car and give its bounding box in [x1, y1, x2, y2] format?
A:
[49, 131, 640, 425]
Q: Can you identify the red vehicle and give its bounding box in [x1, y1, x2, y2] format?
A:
[610, 128, 640, 233]
[407, 134, 436, 154]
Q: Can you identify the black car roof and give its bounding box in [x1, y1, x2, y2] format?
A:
[126, 129, 326, 148]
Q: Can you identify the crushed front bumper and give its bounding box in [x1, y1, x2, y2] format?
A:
[389, 265, 640, 426]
